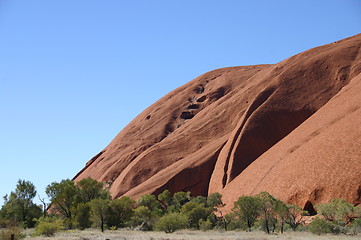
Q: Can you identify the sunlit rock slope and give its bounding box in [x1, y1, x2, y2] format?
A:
[74, 34, 361, 212]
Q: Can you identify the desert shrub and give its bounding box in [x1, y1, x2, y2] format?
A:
[0, 219, 7, 229]
[226, 218, 244, 230]
[75, 202, 91, 229]
[35, 222, 60, 236]
[295, 224, 308, 232]
[0, 227, 24, 240]
[0, 219, 18, 229]
[109, 225, 117, 230]
[316, 199, 356, 224]
[155, 212, 188, 233]
[332, 220, 348, 234]
[34, 217, 62, 237]
[206, 212, 218, 228]
[349, 217, 361, 235]
[309, 218, 333, 235]
[199, 219, 213, 231]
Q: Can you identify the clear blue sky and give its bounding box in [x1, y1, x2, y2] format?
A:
[0, 0, 360, 206]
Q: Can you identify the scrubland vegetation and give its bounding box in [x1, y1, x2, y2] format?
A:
[0, 178, 360, 240]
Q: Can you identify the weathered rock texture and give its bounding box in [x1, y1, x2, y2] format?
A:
[74, 34, 361, 212]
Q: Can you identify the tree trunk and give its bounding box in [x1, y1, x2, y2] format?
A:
[265, 219, 270, 234]
[38, 195, 47, 218]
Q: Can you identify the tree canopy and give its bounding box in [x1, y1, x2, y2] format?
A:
[0, 179, 41, 228]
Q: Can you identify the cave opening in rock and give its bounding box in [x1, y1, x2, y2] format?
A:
[180, 111, 194, 119]
[303, 201, 317, 216]
[187, 104, 199, 109]
[197, 95, 207, 102]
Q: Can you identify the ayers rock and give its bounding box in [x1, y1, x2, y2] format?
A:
[74, 34, 361, 213]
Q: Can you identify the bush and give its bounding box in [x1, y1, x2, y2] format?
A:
[349, 217, 361, 235]
[0, 227, 24, 240]
[309, 218, 333, 235]
[75, 202, 91, 230]
[35, 221, 61, 236]
[0, 219, 17, 229]
[155, 213, 188, 233]
[109, 225, 117, 230]
[316, 199, 356, 224]
[34, 218, 62, 237]
[199, 219, 212, 231]
[295, 224, 308, 232]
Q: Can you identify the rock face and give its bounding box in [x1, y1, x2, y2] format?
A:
[74, 34, 361, 212]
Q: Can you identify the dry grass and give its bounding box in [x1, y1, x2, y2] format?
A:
[22, 229, 360, 240]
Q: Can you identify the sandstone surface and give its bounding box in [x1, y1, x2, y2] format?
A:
[74, 34, 361, 212]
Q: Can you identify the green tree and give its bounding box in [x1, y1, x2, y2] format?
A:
[155, 212, 188, 233]
[274, 199, 289, 233]
[206, 193, 223, 210]
[131, 206, 154, 230]
[232, 195, 260, 232]
[158, 190, 173, 210]
[137, 194, 162, 213]
[0, 179, 41, 228]
[255, 192, 279, 234]
[75, 202, 91, 230]
[181, 202, 210, 229]
[76, 177, 110, 203]
[106, 196, 135, 228]
[190, 196, 207, 206]
[219, 212, 232, 230]
[284, 204, 305, 231]
[316, 199, 356, 225]
[173, 191, 191, 210]
[46, 179, 79, 229]
[89, 198, 109, 232]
